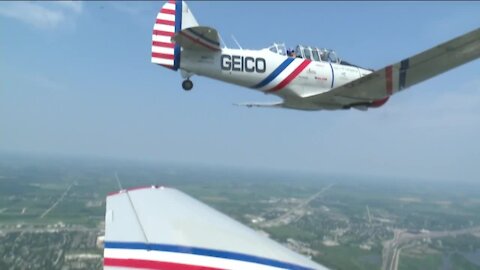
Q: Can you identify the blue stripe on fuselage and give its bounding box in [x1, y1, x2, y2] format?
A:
[253, 57, 295, 89]
[105, 241, 315, 270]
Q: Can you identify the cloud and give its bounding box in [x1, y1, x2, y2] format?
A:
[0, 1, 83, 30]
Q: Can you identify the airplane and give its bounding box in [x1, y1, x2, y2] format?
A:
[151, 1, 480, 111]
[103, 186, 329, 270]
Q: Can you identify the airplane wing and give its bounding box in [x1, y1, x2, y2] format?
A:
[103, 186, 328, 270]
[173, 26, 221, 52]
[301, 27, 480, 109]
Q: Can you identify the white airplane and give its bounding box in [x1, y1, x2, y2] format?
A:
[152, 1, 480, 111]
[103, 186, 329, 270]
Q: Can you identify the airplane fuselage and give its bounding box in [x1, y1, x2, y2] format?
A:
[152, 1, 480, 111]
[180, 48, 373, 108]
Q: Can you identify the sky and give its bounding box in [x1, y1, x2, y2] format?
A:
[1, 1, 479, 182]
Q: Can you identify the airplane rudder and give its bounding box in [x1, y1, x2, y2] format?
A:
[151, 0, 184, 70]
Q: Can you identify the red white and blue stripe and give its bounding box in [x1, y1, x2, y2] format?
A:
[384, 58, 410, 95]
[152, 0, 182, 70]
[253, 58, 311, 93]
[104, 242, 316, 270]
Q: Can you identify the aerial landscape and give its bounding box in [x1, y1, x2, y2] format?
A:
[1, 1, 480, 269]
[1, 153, 479, 270]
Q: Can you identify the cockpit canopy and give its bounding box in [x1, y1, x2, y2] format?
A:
[268, 43, 287, 56]
[267, 43, 340, 64]
[295, 45, 340, 64]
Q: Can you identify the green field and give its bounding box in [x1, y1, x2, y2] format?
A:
[1, 154, 480, 269]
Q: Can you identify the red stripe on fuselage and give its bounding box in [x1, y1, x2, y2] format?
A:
[268, 60, 311, 92]
[156, 19, 176, 26]
[104, 258, 222, 270]
[153, 30, 175, 37]
[385, 65, 393, 95]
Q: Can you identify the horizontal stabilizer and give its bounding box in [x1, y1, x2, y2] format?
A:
[173, 26, 221, 52]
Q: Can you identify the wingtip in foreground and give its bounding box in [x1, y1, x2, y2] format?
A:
[103, 186, 328, 270]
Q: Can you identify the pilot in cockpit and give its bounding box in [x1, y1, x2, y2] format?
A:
[287, 49, 296, 58]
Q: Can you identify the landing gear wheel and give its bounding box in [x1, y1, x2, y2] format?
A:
[182, 80, 193, 91]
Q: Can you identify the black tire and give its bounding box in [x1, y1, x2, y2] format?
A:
[182, 80, 193, 91]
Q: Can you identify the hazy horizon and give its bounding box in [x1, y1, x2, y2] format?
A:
[1, 1, 479, 183]
[1, 150, 479, 186]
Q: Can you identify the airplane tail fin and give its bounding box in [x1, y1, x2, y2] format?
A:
[151, 1, 199, 70]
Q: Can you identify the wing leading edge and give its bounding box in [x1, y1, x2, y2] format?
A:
[103, 186, 328, 270]
[304, 27, 480, 108]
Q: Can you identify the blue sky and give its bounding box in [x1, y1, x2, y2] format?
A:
[1, 1, 479, 182]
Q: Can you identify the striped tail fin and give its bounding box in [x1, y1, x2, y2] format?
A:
[151, 1, 199, 70]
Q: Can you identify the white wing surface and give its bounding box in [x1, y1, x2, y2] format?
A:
[302, 27, 480, 108]
[103, 186, 328, 270]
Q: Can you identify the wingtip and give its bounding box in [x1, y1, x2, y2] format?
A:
[107, 185, 168, 197]
[234, 103, 254, 108]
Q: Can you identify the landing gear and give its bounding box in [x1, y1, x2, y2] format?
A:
[182, 79, 193, 91]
